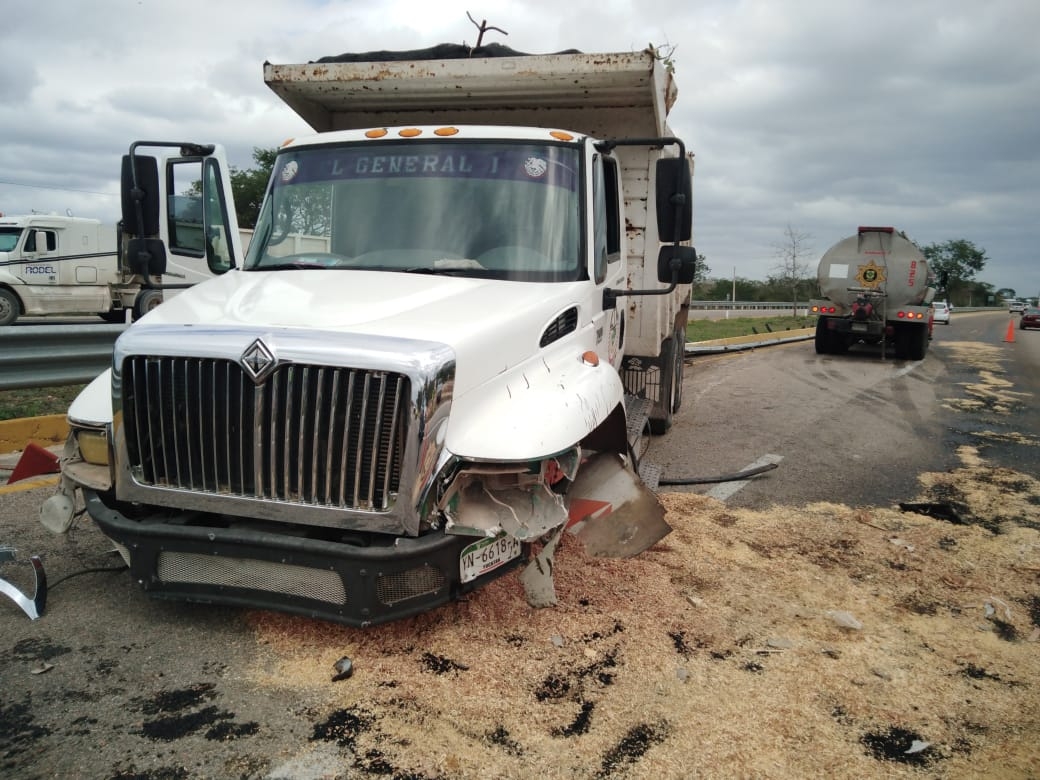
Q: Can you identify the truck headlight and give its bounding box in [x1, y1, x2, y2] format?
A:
[76, 430, 110, 466]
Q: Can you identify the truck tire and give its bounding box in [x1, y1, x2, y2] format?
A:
[894, 323, 928, 360]
[648, 334, 680, 435]
[814, 318, 832, 354]
[671, 330, 685, 415]
[907, 323, 929, 360]
[0, 288, 20, 326]
[133, 289, 164, 320]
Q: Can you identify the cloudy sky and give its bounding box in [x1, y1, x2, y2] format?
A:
[3, 0, 1038, 300]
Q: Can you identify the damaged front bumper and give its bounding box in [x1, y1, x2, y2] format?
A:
[81, 489, 526, 627]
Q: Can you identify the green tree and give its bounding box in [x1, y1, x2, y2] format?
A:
[694, 253, 711, 283]
[920, 239, 988, 302]
[700, 276, 760, 301]
[230, 147, 277, 228]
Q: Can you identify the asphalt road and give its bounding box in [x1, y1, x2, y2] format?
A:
[652, 309, 1038, 508]
[0, 309, 1035, 778]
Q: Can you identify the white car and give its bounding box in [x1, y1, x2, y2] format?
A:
[931, 301, 951, 324]
[1009, 300, 1027, 313]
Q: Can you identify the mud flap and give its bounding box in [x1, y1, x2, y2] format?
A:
[565, 452, 671, 558]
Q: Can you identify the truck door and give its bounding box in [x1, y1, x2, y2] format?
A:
[20, 228, 59, 286]
[161, 156, 237, 293]
[591, 153, 626, 369]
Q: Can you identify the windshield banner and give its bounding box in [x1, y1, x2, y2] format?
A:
[276, 145, 578, 191]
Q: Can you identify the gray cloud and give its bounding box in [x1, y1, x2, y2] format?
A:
[1, 0, 1036, 297]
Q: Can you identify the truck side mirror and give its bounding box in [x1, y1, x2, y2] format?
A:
[656, 157, 692, 242]
[32, 230, 50, 254]
[126, 237, 168, 277]
[657, 245, 697, 284]
[121, 154, 161, 237]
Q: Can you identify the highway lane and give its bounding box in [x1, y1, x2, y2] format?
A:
[651, 309, 1038, 509]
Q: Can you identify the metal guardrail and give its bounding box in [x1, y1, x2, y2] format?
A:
[0, 325, 124, 390]
[691, 301, 803, 312]
[690, 301, 1005, 313]
[0, 306, 1010, 392]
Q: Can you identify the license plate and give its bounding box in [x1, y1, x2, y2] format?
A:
[460, 534, 522, 583]
[851, 323, 868, 332]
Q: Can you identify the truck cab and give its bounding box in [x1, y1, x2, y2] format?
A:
[0, 214, 120, 325]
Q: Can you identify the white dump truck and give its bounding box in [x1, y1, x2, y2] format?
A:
[0, 212, 221, 325]
[43, 45, 696, 626]
[810, 226, 938, 360]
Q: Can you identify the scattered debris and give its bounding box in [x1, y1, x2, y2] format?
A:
[899, 502, 965, 523]
[331, 656, 353, 682]
[825, 610, 864, 630]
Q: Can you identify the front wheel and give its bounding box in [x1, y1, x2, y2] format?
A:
[133, 289, 164, 320]
[0, 288, 20, 326]
[648, 334, 682, 435]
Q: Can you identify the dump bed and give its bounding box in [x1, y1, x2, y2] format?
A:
[264, 47, 677, 138]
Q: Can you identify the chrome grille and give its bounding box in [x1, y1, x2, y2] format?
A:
[123, 356, 407, 511]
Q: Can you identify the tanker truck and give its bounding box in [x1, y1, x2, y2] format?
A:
[810, 226, 937, 360]
[42, 45, 697, 627]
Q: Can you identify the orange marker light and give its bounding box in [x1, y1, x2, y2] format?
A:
[365, 128, 388, 138]
[434, 127, 459, 136]
[550, 131, 574, 141]
[581, 351, 600, 367]
[398, 128, 422, 138]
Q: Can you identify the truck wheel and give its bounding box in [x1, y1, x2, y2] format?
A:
[907, 323, 928, 360]
[648, 336, 678, 435]
[133, 289, 164, 320]
[0, 288, 20, 326]
[671, 330, 685, 414]
[814, 318, 832, 354]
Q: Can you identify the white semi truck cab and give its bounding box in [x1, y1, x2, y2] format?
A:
[0, 213, 132, 325]
[0, 208, 223, 326]
[45, 46, 697, 626]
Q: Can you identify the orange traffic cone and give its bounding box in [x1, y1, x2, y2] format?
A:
[6, 442, 60, 484]
[1004, 317, 1016, 344]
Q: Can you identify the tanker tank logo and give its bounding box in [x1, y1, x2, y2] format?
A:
[856, 260, 886, 289]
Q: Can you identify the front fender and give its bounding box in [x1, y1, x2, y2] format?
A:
[67, 370, 113, 426]
[445, 350, 623, 461]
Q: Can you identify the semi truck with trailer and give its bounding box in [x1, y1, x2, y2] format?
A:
[42, 45, 697, 626]
[0, 212, 221, 325]
[810, 226, 938, 360]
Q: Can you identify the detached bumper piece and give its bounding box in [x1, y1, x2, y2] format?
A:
[84, 491, 523, 627]
[0, 547, 47, 620]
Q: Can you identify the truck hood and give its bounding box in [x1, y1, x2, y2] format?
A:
[139, 269, 585, 396]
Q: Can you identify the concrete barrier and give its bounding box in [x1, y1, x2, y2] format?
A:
[0, 415, 68, 455]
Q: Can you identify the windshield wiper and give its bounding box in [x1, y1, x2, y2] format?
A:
[401, 259, 485, 275]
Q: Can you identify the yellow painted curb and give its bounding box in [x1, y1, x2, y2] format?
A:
[0, 414, 69, 455]
[693, 327, 815, 347]
[0, 474, 60, 494]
